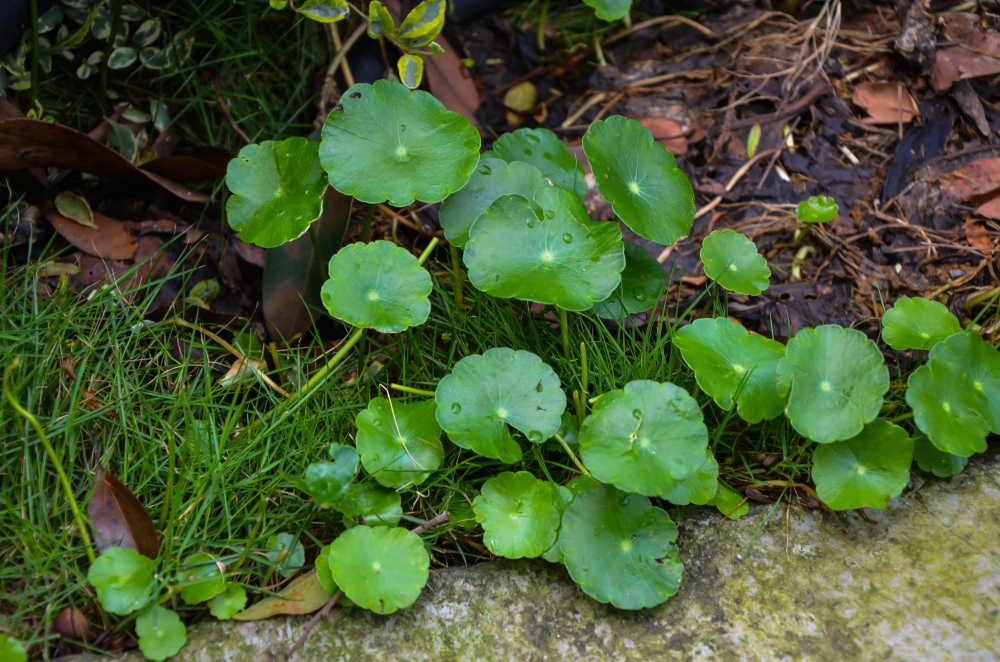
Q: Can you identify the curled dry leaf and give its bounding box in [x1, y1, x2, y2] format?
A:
[87, 468, 160, 559]
[851, 82, 919, 124]
[45, 202, 138, 260]
[423, 34, 482, 130]
[231, 569, 331, 620]
[931, 13, 1000, 92]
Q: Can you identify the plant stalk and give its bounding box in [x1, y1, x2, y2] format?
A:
[558, 308, 571, 358]
[4, 359, 97, 563]
[554, 434, 590, 476]
[361, 205, 376, 243]
[449, 244, 466, 310]
[389, 383, 435, 397]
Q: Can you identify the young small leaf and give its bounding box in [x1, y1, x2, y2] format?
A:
[319, 80, 481, 206]
[464, 188, 625, 311]
[303, 443, 358, 507]
[435, 348, 566, 463]
[811, 419, 913, 510]
[882, 297, 961, 350]
[367, 0, 396, 38]
[559, 484, 682, 609]
[208, 583, 247, 620]
[673, 317, 786, 423]
[225, 137, 327, 248]
[439, 158, 550, 247]
[592, 242, 664, 320]
[779, 325, 889, 443]
[321, 241, 432, 333]
[795, 195, 838, 224]
[578, 380, 714, 503]
[396, 0, 446, 48]
[708, 482, 749, 520]
[295, 0, 349, 22]
[177, 552, 225, 605]
[135, 606, 187, 662]
[355, 398, 443, 488]
[336, 482, 403, 526]
[327, 526, 429, 614]
[583, 115, 694, 246]
[912, 433, 968, 478]
[397, 54, 424, 89]
[0, 634, 27, 662]
[265, 533, 305, 578]
[700, 229, 771, 295]
[485, 128, 587, 199]
[472, 471, 563, 558]
[87, 547, 156, 615]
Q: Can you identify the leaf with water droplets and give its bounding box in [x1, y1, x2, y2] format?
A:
[355, 398, 443, 488]
[473, 471, 563, 558]
[592, 242, 664, 320]
[484, 128, 587, 199]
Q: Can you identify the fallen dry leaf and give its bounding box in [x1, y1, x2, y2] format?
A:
[231, 570, 331, 620]
[851, 82, 919, 124]
[638, 117, 688, 155]
[931, 13, 1000, 92]
[423, 34, 481, 130]
[940, 158, 1000, 200]
[45, 202, 138, 260]
[964, 221, 993, 250]
[87, 468, 160, 559]
[975, 197, 1000, 222]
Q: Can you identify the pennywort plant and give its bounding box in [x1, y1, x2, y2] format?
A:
[79, 78, 998, 659]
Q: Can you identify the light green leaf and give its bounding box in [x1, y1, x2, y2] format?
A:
[700, 229, 771, 295]
[321, 241, 432, 333]
[265, 533, 305, 578]
[303, 443, 358, 507]
[582, 0, 632, 21]
[473, 471, 563, 558]
[0, 634, 26, 662]
[796, 195, 838, 224]
[397, 54, 424, 89]
[435, 348, 566, 463]
[296, 0, 350, 22]
[87, 547, 156, 615]
[578, 380, 714, 503]
[541, 479, 595, 563]
[439, 157, 550, 247]
[485, 128, 587, 199]
[367, 1, 397, 38]
[592, 242, 664, 320]
[583, 115, 694, 245]
[395, 0, 446, 48]
[779, 325, 889, 443]
[336, 482, 403, 526]
[673, 317, 786, 423]
[912, 433, 968, 478]
[812, 419, 913, 510]
[708, 482, 749, 520]
[135, 606, 186, 662]
[319, 80, 480, 206]
[559, 484, 681, 609]
[224, 137, 327, 248]
[208, 584, 247, 620]
[881, 297, 962, 350]
[356, 398, 443, 488]
[177, 552, 226, 605]
[328, 526, 429, 614]
[464, 188, 625, 311]
[54, 191, 97, 228]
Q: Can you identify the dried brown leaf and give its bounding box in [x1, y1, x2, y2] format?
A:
[941, 158, 1000, 201]
[45, 202, 138, 260]
[231, 570, 331, 620]
[87, 468, 160, 559]
[851, 82, 919, 124]
[638, 117, 688, 155]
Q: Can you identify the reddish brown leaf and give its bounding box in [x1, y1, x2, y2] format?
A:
[87, 468, 160, 559]
[0, 119, 210, 201]
[45, 202, 138, 260]
[143, 148, 233, 182]
[638, 117, 689, 155]
[964, 220, 994, 249]
[851, 82, 919, 124]
[941, 158, 1000, 201]
[975, 197, 1000, 222]
[422, 35, 482, 130]
[931, 14, 1000, 92]
[54, 606, 91, 641]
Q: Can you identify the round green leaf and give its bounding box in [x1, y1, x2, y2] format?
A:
[135, 606, 187, 662]
[439, 158, 550, 247]
[265, 533, 305, 578]
[673, 317, 786, 423]
[700, 229, 771, 295]
[87, 547, 156, 615]
[319, 80, 481, 206]
[882, 297, 961, 350]
[355, 398, 443, 488]
[177, 552, 225, 605]
[208, 583, 247, 620]
[592, 242, 664, 320]
[708, 482, 749, 520]
[905, 331, 999, 457]
[485, 128, 587, 199]
[779, 325, 889, 443]
[559, 485, 682, 610]
[0, 634, 26, 662]
[328, 526, 429, 614]
[224, 137, 327, 248]
[303, 443, 358, 507]
[315, 542, 337, 594]
[658, 450, 719, 506]
[435, 348, 566, 463]
[912, 433, 968, 478]
[795, 195, 838, 224]
[582, 0, 631, 21]
[336, 482, 402, 526]
[321, 241, 432, 333]
[582, 115, 695, 246]
[472, 471, 562, 559]
[578, 380, 713, 502]
[464, 188, 625, 311]
[811, 419, 913, 510]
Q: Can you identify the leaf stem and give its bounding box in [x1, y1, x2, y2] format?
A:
[4, 359, 97, 563]
[417, 236, 440, 264]
[389, 383, 436, 397]
[553, 434, 590, 477]
[888, 411, 913, 424]
[361, 204, 376, 243]
[449, 244, 466, 310]
[558, 307, 570, 358]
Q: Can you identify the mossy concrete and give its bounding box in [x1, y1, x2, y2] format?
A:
[67, 450, 999, 661]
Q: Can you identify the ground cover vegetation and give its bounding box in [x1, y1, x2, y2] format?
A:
[2, 0, 999, 659]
